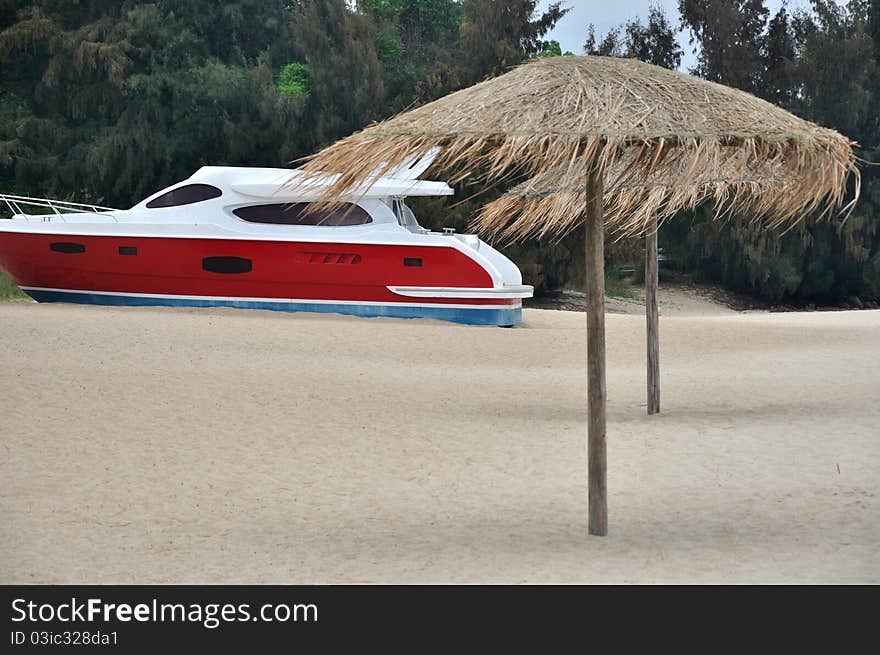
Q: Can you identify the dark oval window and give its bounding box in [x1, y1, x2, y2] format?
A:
[202, 256, 252, 274]
[50, 242, 86, 254]
[233, 203, 372, 226]
[146, 184, 222, 208]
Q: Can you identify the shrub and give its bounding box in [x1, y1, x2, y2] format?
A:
[277, 62, 312, 97]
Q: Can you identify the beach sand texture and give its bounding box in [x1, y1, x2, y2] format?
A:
[1, 301, 878, 583]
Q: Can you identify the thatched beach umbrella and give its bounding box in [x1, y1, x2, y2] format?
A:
[479, 154, 799, 415]
[293, 56, 859, 536]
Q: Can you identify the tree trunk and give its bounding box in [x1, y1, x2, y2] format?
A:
[585, 161, 607, 537]
[646, 214, 660, 415]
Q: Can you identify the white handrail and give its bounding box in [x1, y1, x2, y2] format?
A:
[0, 194, 120, 222]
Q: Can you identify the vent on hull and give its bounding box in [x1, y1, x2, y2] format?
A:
[296, 252, 362, 264]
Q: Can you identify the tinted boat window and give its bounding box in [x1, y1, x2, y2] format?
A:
[233, 203, 372, 226]
[51, 242, 85, 254]
[203, 256, 252, 274]
[146, 184, 222, 208]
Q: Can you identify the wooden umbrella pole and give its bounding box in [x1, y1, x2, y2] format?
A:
[646, 213, 660, 415]
[585, 157, 607, 536]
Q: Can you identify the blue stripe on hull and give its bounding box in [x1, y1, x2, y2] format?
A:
[24, 289, 522, 326]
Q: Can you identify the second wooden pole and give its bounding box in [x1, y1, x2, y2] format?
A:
[646, 214, 660, 415]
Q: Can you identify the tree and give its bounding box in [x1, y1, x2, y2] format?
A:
[761, 4, 797, 106]
[359, 0, 464, 110]
[625, 5, 683, 69]
[790, 0, 874, 139]
[458, 0, 568, 86]
[584, 5, 682, 70]
[679, 0, 769, 92]
[789, 0, 878, 301]
[539, 39, 563, 57]
[663, 0, 880, 304]
[584, 24, 625, 57]
[2, 0, 878, 303]
[291, 0, 385, 150]
[0, 1, 304, 204]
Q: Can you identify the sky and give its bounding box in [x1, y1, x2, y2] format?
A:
[537, 0, 835, 72]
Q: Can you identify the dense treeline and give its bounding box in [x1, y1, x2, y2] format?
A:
[1, 0, 878, 303]
[674, 0, 880, 305]
[593, 0, 880, 304]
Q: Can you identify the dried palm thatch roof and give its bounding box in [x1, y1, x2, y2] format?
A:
[294, 55, 859, 239]
[476, 153, 792, 242]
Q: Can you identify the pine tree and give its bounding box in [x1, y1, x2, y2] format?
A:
[664, 0, 880, 303]
[0, 1, 305, 204]
[359, 0, 464, 110]
[761, 4, 797, 106]
[625, 5, 683, 69]
[458, 0, 568, 86]
[583, 24, 625, 57]
[583, 5, 682, 70]
[679, 0, 769, 92]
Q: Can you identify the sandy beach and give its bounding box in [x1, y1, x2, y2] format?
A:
[1, 299, 877, 583]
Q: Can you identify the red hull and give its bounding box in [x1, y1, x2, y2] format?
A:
[0, 232, 512, 307]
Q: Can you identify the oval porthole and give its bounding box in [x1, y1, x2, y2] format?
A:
[202, 256, 252, 274]
[50, 242, 86, 254]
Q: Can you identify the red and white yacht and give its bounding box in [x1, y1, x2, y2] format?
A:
[0, 157, 532, 326]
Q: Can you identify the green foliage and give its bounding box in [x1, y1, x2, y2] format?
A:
[278, 62, 312, 97]
[375, 22, 406, 62]
[790, 0, 875, 140]
[360, 0, 462, 41]
[604, 266, 638, 300]
[458, 1, 569, 86]
[0, 271, 25, 299]
[625, 5, 684, 70]
[538, 39, 562, 57]
[584, 1, 880, 304]
[291, 0, 385, 149]
[679, 0, 770, 92]
[1, 0, 877, 305]
[762, 4, 797, 106]
[0, 0, 307, 206]
[585, 5, 683, 70]
[584, 24, 625, 57]
[359, 0, 465, 111]
[670, 0, 880, 303]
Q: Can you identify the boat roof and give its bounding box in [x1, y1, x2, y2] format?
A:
[189, 166, 453, 200]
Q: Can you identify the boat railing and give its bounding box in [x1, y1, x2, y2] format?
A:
[0, 194, 120, 222]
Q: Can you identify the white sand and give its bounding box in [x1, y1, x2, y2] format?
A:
[0, 300, 877, 583]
